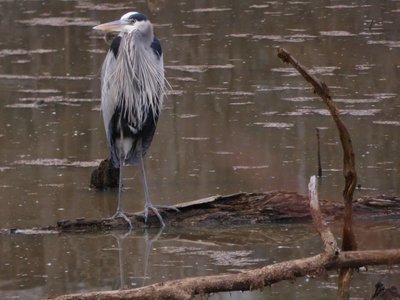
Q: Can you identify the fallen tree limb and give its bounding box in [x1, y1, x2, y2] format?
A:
[46, 177, 400, 300]
[2, 192, 400, 234]
[47, 248, 400, 300]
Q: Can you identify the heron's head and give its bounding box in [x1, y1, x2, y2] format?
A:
[93, 12, 153, 39]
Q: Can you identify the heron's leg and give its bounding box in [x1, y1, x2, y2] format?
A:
[109, 136, 133, 229]
[139, 151, 165, 227]
[116, 157, 124, 212]
[139, 142, 179, 227]
[110, 168, 133, 229]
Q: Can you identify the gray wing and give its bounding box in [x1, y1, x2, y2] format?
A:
[100, 36, 121, 167]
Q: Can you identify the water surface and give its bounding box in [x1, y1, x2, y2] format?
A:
[0, 0, 399, 298]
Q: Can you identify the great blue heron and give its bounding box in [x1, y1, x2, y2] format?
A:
[93, 12, 178, 228]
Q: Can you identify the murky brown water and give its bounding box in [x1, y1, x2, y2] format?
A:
[1, 0, 400, 299]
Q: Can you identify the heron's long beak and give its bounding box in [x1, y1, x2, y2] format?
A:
[93, 20, 130, 32]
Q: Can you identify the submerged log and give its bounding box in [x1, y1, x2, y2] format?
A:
[4, 191, 400, 234]
[45, 177, 400, 300]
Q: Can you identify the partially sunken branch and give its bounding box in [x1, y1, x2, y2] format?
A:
[308, 176, 338, 254]
[47, 177, 400, 300]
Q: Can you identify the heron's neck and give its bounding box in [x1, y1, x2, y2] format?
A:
[132, 21, 154, 45]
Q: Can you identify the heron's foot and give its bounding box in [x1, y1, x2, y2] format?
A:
[109, 209, 133, 229]
[144, 204, 180, 227]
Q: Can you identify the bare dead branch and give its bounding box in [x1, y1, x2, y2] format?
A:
[277, 47, 358, 299]
[277, 47, 357, 252]
[46, 244, 400, 299]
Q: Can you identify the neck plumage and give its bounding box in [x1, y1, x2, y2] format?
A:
[111, 31, 165, 130]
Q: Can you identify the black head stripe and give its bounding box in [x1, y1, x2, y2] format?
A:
[127, 12, 148, 22]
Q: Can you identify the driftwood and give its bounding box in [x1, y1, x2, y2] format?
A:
[48, 250, 400, 300]
[3, 192, 400, 235]
[46, 177, 400, 300]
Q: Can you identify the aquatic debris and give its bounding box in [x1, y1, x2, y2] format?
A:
[173, 33, 214, 37]
[12, 229, 59, 235]
[282, 96, 318, 102]
[365, 93, 397, 100]
[19, 89, 60, 93]
[343, 109, 381, 116]
[233, 165, 269, 171]
[86, 49, 107, 54]
[272, 66, 339, 76]
[197, 250, 265, 266]
[229, 101, 254, 106]
[18, 95, 63, 103]
[320, 31, 355, 37]
[169, 76, 197, 82]
[161, 246, 202, 254]
[76, 3, 131, 11]
[212, 151, 234, 155]
[355, 64, 376, 71]
[252, 34, 316, 43]
[284, 108, 381, 116]
[256, 86, 309, 92]
[249, 4, 270, 8]
[334, 98, 381, 104]
[192, 7, 232, 13]
[261, 111, 278, 116]
[227, 33, 251, 38]
[161, 247, 265, 267]
[0, 74, 94, 80]
[13, 159, 103, 168]
[6, 101, 46, 109]
[181, 137, 210, 141]
[0, 49, 57, 57]
[18, 17, 97, 27]
[373, 121, 400, 126]
[6, 96, 99, 109]
[177, 114, 199, 119]
[38, 183, 65, 188]
[166, 64, 234, 73]
[253, 122, 294, 128]
[367, 40, 400, 48]
[197, 90, 254, 96]
[0, 167, 14, 172]
[166, 90, 185, 96]
[325, 5, 358, 9]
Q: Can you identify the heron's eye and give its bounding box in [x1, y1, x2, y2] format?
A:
[130, 19, 136, 24]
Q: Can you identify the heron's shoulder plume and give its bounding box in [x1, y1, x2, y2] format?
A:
[110, 36, 121, 58]
[151, 37, 162, 58]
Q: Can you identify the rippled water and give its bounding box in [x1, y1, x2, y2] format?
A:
[0, 0, 399, 299]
